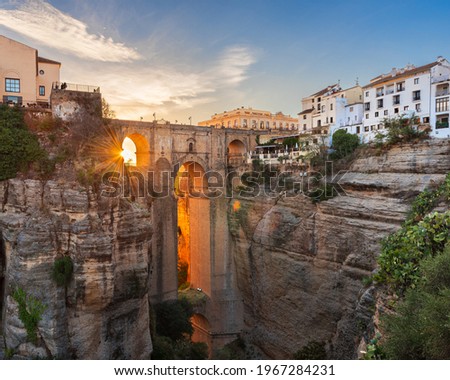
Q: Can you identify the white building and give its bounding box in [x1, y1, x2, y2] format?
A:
[361, 57, 450, 141]
[298, 84, 363, 146]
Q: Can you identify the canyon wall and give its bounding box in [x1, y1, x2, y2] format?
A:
[0, 179, 153, 359]
[229, 140, 450, 359]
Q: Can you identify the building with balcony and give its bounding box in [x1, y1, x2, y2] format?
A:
[298, 83, 363, 146]
[198, 107, 299, 131]
[361, 57, 450, 140]
[0, 35, 61, 107]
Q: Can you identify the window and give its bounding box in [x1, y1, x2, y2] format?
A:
[330, 117, 333, 123]
[414, 78, 419, 85]
[365, 91, 369, 97]
[189, 142, 194, 152]
[364, 126, 369, 132]
[321, 105, 325, 112]
[386, 85, 394, 95]
[377, 124, 382, 130]
[303, 125, 307, 131]
[365, 113, 369, 119]
[376, 87, 384, 97]
[350, 106, 354, 112]
[364, 102, 370, 111]
[423, 117, 430, 123]
[394, 108, 399, 114]
[371, 125, 375, 131]
[2, 95, 22, 105]
[384, 110, 388, 116]
[356, 126, 361, 133]
[436, 116, 449, 129]
[5, 78, 20, 93]
[330, 103, 333, 111]
[413, 90, 421, 101]
[317, 120, 321, 127]
[436, 97, 449, 113]
[415, 103, 421, 112]
[243, 119, 247, 127]
[377, 99, 383, 108]
[393, 95, 400, 105]
[39, 86, 45, 96]
[317, 97, 321, 102]
[375, 112, 379, 117]
[396, 82, 405, 92]
[404, 106, 409, 111]
[326, 117, 329, 124]
[303, 115, 307, 119]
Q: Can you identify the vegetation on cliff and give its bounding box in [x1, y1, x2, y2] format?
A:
[371, 173, 450, 359]
[0, 105, 46, 180]
[151, 298, 208, 360]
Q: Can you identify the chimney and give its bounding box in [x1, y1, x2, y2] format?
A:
[437, 56, 444, 63]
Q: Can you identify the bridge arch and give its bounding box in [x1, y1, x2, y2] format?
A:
[175, 160, 211, 297]
[227, 139, 247, 167]
[121, 133, 150, 168]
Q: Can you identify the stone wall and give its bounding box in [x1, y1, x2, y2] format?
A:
[229, 139, 450, 359]
[0, 179, 152, 359]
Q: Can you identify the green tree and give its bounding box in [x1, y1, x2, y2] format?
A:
[0, 105, 46, 180]
[381, 245, 450, 359]
[154, 298, 194, 341]
[330, 129, 359, 159]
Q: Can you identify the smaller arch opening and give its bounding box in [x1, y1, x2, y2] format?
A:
[227, 140, 246, 167]
[189, 142, 194, 153]
[121, 133, 150, 168]
[121, 137, 137, 166]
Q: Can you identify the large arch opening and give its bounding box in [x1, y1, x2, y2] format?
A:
[227, 139, 246, 167]
[175, 161, 210, 296]
[121, 133, 150, 168]
[0, 234, 5, 332]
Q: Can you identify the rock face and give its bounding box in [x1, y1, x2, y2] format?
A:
[229, 139, 450, 359]
[0, 179, 152, 359]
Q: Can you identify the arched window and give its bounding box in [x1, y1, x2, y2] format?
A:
[189, 142, 194, 152]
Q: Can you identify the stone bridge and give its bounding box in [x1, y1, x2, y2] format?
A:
[110, 119, 259, 352]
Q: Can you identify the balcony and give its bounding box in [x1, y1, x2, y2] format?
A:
[52, 82, 100, 93]
[376, 91, 384, 97]
[436, 89, 449, 97]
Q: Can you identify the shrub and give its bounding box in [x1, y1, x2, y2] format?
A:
[330, 129, 359, 159]
[154, 298, 194, 341]
[374, 211, 450, 293]
[381, 246, 450, 359]
[382, 114, 427, 145]
[12, 288, 46, 344]
[0, 107, 46, 180]
[51, 256, 73, 287]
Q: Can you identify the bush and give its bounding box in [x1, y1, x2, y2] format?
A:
[12, 288, 46, 344]
[330, 129, 359, 159]
[293, 341, 327, 360]
[0, 105, 46, 180]
[383, 114, 427, 145]
[381, 246, 450, 359]
[51, 256, 73, 287]
[374, 211, 450, 293]
[154, 298, 194, 341]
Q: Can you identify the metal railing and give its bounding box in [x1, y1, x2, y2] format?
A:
[52, 82, 100, 93]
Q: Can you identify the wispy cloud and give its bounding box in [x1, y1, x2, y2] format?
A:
[0, 0, 141, 62]
[0, 1, 257, 121]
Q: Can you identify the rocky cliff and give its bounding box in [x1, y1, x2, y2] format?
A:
[0, 179, 152, 359]
[229, 139, 450, 359]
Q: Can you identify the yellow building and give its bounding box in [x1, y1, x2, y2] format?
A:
[0, 35, 60, 107]
[198, 107, 299, 131]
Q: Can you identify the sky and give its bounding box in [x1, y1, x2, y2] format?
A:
[1, 0, 450, 124]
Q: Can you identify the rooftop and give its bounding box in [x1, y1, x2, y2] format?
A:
[364, 59, 445, 88]
[38, 56, 61, 66]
